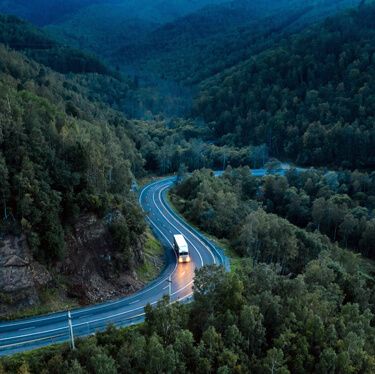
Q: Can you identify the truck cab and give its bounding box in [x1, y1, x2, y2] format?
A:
[173, 234, 190, 263]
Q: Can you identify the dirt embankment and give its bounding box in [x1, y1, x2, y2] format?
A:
[0, 214, 158, 319]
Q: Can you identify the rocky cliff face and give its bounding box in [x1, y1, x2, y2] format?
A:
[0, 214, 148, 318]
[61, 213, 145, 304]
[0, 235, 51, 316]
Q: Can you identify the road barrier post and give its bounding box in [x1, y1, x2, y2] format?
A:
[166, 275, 172, 302]
[68, 311, 75, 350]
[169, 275, 172, 299]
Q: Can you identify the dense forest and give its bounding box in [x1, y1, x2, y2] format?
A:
[115, 0, 359, 84]
[0, 15, 111, 75]
[39, 0, 361, 86]
[45, 0, 229, 57]
[0, 14, 249, 266]
[172, 167, 375, 262]
[0, 44, 146, 266]
[0, 0, 375, 371]
[0, 0, 107, 26]
[194, 4, 375, 168]
[131, 119, 271, 174]
[1, 253, 374, 372]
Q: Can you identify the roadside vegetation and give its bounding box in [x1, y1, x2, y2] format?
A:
[1, 166, 375, 372]
[1, 1, 375, 371]
[195, 4, 375, 169]
[136, 231, 165, 283]
[1, 255, 374, 372]
[171, 167, 375, 262]
[0, 38, 154, 317]
[0, 288, 78, 322]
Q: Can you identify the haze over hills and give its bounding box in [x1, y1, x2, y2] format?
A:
[0, 0, 107, 25]
[0, 1, 375, 372]
[45, 0, 229, 57]
[39, 0, 362, 88]
[194, 3, 375, 168]
[0, 0, 229, 26]
[114, 0, 359, 83]
[0, 14, 112, 75]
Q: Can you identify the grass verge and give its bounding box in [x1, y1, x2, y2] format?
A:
[1, 282, 79, 321]
[136, 230, 165, 283]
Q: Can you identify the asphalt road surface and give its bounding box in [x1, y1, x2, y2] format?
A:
[0, 175, 227, 356]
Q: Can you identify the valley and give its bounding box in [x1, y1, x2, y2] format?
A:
[0, 0, 374, 372]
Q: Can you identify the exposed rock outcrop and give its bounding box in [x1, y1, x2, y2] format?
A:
[0, 213, 149, 318]
[61, 213, 145, 304]
[0, 235, 51, 315]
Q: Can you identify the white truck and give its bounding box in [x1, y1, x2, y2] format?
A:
[173, 234, 190, 263]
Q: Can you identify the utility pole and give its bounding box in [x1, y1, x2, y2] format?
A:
[67, 311, 75, 350]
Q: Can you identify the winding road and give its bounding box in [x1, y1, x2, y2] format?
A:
[0, 175, 228, 356]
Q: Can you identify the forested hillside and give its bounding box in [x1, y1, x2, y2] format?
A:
[115, 0, 359, 84]
[0, 0, 374, 370]
[45, 0, 228, 57]
[2, 231, 374, 372]
[0, 15, 111, 75]
[195, 4, 375, 168]
[0, 43, 145, 259]
[0, 0, 107, 26]
[172, 167, 375, 262]
[0, 40, 164, 315]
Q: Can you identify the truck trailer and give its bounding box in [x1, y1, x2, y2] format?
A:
[173, 234, 190, 263]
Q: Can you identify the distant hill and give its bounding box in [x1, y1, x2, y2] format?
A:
[114, 0, 360, 83]
[0, 13, 190, 119]
[194, 3, 375, 168]
[45, 6, 159, 58]
[0, 0, 106, 26]
[45, 0, 228, 58]
[0, 14, 111, 75]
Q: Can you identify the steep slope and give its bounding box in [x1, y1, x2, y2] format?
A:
[0, 14, 194, 120]
[47, 11, 158, 58]
[45, 0, 228, 57]
[0, 42, 159, 316]
[0, 14, 111, 75]
[0, 0, 106, 26]
[114, 0, 359, 83]
[194, 3, 375, 168]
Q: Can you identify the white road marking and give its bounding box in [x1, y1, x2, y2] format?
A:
[0, 293, 195, 349]
[0, 175, 222, 347]
[158, 185, 216, 265]
[129, 299, 140, 305]
[0, 181, 175, 332]
[152, 186, 204, 267]
[0, 180, 188, 344]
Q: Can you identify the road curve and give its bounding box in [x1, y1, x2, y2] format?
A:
[0, 176, 226, 356]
